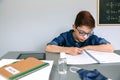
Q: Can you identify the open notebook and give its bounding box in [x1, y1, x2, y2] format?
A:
[65, 50, 120, 65]
[0, 58, 53, 80]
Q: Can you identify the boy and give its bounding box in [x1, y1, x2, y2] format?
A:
[45, 11, 114, 55]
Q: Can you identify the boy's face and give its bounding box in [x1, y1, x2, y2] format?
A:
[73, 25, 93, 42]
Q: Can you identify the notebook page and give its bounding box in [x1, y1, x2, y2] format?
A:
[65, 51, 97, 65]
[86, 50, 120, 63]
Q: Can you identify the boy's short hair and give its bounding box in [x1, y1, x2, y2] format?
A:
[74, 11, 95, 29]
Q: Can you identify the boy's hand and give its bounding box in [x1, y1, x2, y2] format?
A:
[67, 47, 83, 55]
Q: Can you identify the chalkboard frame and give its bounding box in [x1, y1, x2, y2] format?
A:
[97, 0, 120, 26]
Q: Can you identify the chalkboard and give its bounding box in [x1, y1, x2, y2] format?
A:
[98, 0, 120, 26]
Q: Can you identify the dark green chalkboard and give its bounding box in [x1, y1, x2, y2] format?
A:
[98, 0, 120, 25]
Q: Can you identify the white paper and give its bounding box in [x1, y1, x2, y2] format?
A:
[65, 50, 120, 65]
[66, 51, 96, 65]
[0, 59, 54, 80]
[0, 59, 20, 68]
[86, 50, 120, 63]
[0, 75, 7, 80]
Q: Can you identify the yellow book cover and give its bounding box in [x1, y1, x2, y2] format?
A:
[0, 57, 49, 80]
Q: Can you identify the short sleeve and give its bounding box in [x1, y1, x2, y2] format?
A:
[97, 38, 110, 44]
[89, 35, 111, 45]
[47, 33, 66, 46]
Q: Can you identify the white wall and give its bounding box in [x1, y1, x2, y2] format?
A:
[0, 0, 120, 57]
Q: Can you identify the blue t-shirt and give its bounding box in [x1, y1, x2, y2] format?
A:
[47, 30, 110, 47]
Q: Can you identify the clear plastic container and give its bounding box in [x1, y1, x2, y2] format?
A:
[58, 52, 67, 74]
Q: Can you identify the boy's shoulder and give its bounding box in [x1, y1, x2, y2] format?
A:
[89, 34, 98, 38]
[88, 34, 102, 41]
[60, 30, 73, 36]
[60, 29, 73, 38]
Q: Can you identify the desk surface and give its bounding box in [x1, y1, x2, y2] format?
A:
[1, 50, 120, 80]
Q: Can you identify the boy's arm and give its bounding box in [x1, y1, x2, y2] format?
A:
[45, 45, 83, 55]
[82, 44, 114, 53]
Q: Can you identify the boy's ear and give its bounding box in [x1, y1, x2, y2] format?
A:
[72, 25, 76, 30]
